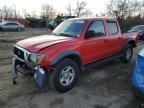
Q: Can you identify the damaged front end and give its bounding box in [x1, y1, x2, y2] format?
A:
[12, 45, 48, 88]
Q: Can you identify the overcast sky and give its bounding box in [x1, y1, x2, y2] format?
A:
[0, 0, 109, 16]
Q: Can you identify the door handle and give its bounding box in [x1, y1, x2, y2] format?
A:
[104, 39, 108, 43]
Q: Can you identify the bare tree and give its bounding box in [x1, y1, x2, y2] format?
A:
[0, 5, 22, 20]
[32, 11, 37, 18]
[0, 9, 2, 21]
[65, 1, 92, 17]
[8, 7, 14, 18]
[107, 0, 131, 20]
[66, 4, 72, 16]
[13, 5, 17, 19]
[107, 0, 144, 21]
[41, 4, 56, 19]
[106, 0, 144, 31]
[130, 0, 144, 17]
[23, 8, 28, 18]
[3, 5, 9, 20]
[75, 1, 87, 17]
[80, 9, 92, 17]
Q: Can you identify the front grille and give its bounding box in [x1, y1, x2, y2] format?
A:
[13, 47, 25, 60]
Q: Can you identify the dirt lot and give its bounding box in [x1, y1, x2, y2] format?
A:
[0, 28, 144, 108]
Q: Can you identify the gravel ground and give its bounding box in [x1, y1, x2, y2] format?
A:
[0, 28, 144, 108]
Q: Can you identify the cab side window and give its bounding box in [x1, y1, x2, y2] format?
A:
[88, 20, 105, 37]
[4, 23, 18, 26]
[107, 21, 119, 35]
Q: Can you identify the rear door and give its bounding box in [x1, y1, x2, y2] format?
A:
[10, 23, 19, 30]
[82, 20, 110, 64]
[106, 20, 123, 55]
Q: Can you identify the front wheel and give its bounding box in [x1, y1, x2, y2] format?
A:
[49, 59, 80, 93]
[120, 44, 133, 63]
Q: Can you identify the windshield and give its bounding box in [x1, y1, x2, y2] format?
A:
[52, 19, 87, 37]
[130, 25, 144, 32]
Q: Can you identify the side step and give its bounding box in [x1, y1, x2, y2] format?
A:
[83, 54, 122, 69]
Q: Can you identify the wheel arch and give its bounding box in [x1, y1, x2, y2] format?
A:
[127, 39, 137, 48]
[51, 50, 82, 68]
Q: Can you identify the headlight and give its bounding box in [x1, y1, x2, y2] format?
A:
[29, 53, 46, 64]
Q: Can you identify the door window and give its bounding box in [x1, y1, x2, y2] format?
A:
[4, 23, 18, 26]
[107, 21, 119, 35]
[88, 20, 106, 37]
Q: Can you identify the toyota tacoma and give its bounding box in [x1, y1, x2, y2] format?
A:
[12, 18, 140, 92]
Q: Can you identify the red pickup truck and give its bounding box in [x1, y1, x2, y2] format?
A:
[12, 18, 140, 92]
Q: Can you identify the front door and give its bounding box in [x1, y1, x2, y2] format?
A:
[81, 20, 109, 64]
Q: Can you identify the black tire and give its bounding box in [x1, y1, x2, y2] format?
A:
[49, 59, 80, 93]
[120, 44, 133, 63]
[0, 27, 3, 31]
[17, 28, 22, 32]
[142, 34, 144, 41]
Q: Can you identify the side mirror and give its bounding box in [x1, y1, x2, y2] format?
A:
[85, 30, 96, 38]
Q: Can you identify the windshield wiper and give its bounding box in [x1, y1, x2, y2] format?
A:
[51, 32, 58, 35]
[58, 33, 74, 37]
[51, 32, 76, 38]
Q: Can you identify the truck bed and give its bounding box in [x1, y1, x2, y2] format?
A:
[123, 32, 140, 42]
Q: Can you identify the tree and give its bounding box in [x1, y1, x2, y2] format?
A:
[13, 5, 17, 19]
[23, 8, 28, 18]
[3, 5, 9, 20]
[75, 1, 87, 17]
[107, 0, 130, 20]
[66, 1, 91, 17]
[0, 9, 2, 21]
[107, 0, 132, 31]
[41, 4, 56, 19]
[66, 4, 72, 16]
[0, 5, 22, 20]
[130, 0, 144, 17]
[106, 0, 144, 31]
[32, 11, 37, 18]
[80, 9, 92, 17]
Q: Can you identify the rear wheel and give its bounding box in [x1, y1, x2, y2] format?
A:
[49, 59, 80, 93]
[0, 27, 3, 31]
[17, 28, 22, 32]
[120, 44, 133, 63]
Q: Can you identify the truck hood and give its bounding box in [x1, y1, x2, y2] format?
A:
[17, 35, 72, 52]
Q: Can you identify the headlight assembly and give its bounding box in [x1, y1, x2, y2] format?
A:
[29, 53, 46, 64]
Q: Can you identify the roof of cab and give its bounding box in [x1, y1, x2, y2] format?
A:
[67, 17, 117, 21]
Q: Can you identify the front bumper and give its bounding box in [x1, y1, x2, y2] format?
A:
[12, 57, 47, 88]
